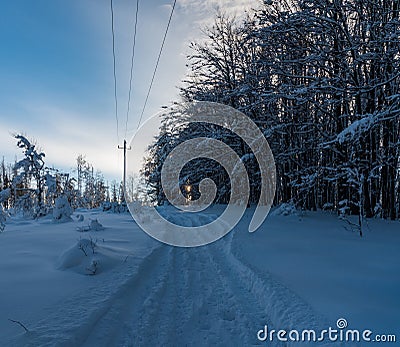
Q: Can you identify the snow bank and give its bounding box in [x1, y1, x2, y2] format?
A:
[57, 238, 125, 276]
[232, 210, 400, 341]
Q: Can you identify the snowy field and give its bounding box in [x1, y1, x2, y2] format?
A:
[0, 207, 399, 346]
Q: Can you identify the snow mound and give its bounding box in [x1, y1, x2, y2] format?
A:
[89, 219, 104, 231]
[53, 196, 73, 222]
[57, 238, 126, 276]
[77, 219, 105, 232]
[75, 214, 84, 222]
[270, 202, 298, 216]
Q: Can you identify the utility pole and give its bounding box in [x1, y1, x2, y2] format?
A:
[118, 139, 131, 202]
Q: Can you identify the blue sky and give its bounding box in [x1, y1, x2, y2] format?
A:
[0, 0, 258, 183]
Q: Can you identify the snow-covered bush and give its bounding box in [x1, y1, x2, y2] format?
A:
[76, 218, 104, 232]
[86, 260, 99, 276]
[13, 192, 35, 218]
[102, 201, 112, 211]
[0, 208, 7, 232]
[270, 202, 298, 216]
[322, 202, 334, 211]
[58, 238, 103, 276]
[75, 214, 84, 222]
[90, 219, 104, 231]
[102, 201, 127, 214]
[0, 188, 10, 231]
[78, 237, 97, 256]
[0, 188, 11, 205]
[53, 195, 73, 222]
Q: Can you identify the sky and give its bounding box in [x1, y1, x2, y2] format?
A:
[0, 0, 260, 184]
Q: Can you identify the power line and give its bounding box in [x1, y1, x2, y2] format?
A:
[110, 0, 119, 143]
[136, 0, 177, 130]
[118, 140, 132, 201]
[125, 0, 140, 140]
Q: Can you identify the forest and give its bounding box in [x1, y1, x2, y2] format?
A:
[144, 0, 400, 221]
[0, 135, 128, 231]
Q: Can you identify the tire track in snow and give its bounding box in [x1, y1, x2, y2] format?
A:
[120, 247, 215, 346]
[121, 245, 278, 346]
[9, 223, 349, 347]
[80, 245, 174, 347]
[122, 247, 180, 346]
[8, 245, 172, 347]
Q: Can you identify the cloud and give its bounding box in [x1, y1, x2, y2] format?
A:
[0, 0, 260, 184]
[0, 100, 123, 182]
[171, 0, 261, 57]
[177, 0, 260, 25]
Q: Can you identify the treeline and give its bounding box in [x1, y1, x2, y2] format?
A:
[144, 0, 400, 220]
[0, 134, 126, 221]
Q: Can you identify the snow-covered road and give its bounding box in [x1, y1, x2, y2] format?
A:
[10, 235, 336, 346]
[2, 209, 398, 346]
[80, 242, 274, 347]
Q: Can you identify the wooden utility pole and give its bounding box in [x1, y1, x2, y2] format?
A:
[118, 140, 131, 202]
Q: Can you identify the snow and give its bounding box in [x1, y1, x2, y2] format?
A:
[0, 211, 156, 345]
[0, 188, 10, 203]
[52, 196, 73, 222]
[0, 189, 10, 232]
[233, 210, 400, 342]
[336, 114, 376, 144]
[57, 238, 128, 276]
[0, 209, 7, 232]
[0, 207, 398, 346]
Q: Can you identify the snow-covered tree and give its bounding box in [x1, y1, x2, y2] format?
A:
[73, 155, 107, 209]
[144, 1, 400, 222]
[12, 135, 46, 217]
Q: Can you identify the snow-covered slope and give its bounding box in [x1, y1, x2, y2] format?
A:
[0, 208, 398, 346]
